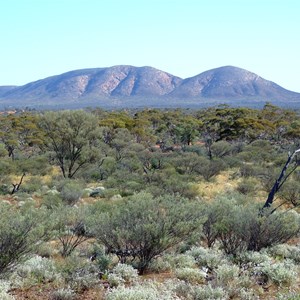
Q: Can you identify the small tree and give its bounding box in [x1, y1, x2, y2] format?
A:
[38, 110, 102, 178]
[89, 192, 204, 274]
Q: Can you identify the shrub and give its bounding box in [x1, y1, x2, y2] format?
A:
[268, 244, 300, 263]
[89, 192, 204, 274]
[210, 141, 233, 158]
[58, 255, 99, 292]
[258, 260, 298, 286]
[105, 280, 178, 300]
[0, 203, 51, 276]
[186, 246, 225, 270]
[49, 288, 76, 300]
[165, 254, 196, 269]
[236, 178, 259, 195]
[10, 256, 61, 288]
[193, 284, 228, 300]
[0, 280, 14, 300]
[175, 267, 206, 284]
[277, 290, 300, 300]
[52, 206, 90, 257]
[60, 180, 84, 205]
[148, 257, 172, 273]
[195, 158, 227, 181]
[235, 250, 271, 267]
[215, 263, 240, 286]
[41, 193, 63, 209]
[107, 263, 138, 287]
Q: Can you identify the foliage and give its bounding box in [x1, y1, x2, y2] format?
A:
[10, 255, 61, 288]
[52, 206, 90, 257]
[49, 288, 76, 300]
[0, 203, 51, 276]
[106, 280, 179, 300]
[89, 192, 204, 274]
[257, 259, 298, 286]
[0, 280, 15, 300]
[38, 110, 102, 178]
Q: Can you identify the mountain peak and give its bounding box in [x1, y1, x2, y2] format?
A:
[0, 65, 299, 109]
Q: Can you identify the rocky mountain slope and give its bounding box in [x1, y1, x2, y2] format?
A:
[1, 65, 299, 109]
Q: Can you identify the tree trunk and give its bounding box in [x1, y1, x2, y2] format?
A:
[262, 149, 300, 210]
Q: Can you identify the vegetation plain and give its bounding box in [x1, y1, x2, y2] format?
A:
[0, 103, 300, 299]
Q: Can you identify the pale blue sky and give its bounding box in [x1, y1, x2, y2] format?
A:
[1, 0, 300, 92]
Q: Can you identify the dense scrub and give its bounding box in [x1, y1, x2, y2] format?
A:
[0, 104, 300, 299]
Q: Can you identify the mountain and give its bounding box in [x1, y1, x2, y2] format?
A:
[171, 66, 299, 100]
[0, 86, 17, 97]
[1, 65, 300, 109]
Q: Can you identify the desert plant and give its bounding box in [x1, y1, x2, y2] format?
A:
[0, 280, 14, 300]
[105, 280, 179, 300]
[49, 288, 76, 300]
[0, 203, 52, 276]
[52, 206, 90, 257]
[258, 260, 298, 286]
[59, 180, 84, 205]
[58, 255, 99, 292]
[10, 255, 61, 288]
[89, 192, 204, 274]
[175, 267, 206, 284]
[186, 246, 226, 270]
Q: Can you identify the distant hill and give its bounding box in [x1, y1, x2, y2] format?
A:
[1, 65, 300, 109]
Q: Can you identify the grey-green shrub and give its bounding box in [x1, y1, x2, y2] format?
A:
[105, 280, 179, 300]
[175, 267, 206, 284]
[49, 288, 76, 300]
[186, 246, 226, 269]
[10, 256, 61, 288]
[89, 192, 204, 274]
[0, 203, 51, 276]
[193, 284, 228, 300]
[0, 280, 14, 300]
[60, 181, 83, 205]
[258, 260, 298, 286]
[107, 263, 138, 287]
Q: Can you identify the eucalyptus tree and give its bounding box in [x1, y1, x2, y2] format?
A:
[38, 110, 102, 178]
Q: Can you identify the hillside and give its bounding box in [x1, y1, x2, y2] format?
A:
[1, 65, 300, 109]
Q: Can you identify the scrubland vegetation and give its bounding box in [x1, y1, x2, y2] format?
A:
[0, 103, 300, 299]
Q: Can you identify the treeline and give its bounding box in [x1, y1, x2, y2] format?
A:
[0, 103, 300, 196]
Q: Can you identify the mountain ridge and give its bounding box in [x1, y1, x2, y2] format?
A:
[1, 65, 300, 109]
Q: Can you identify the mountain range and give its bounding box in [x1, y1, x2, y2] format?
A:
[1, 65, 300, 109]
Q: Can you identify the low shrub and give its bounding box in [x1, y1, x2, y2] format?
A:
[175, 267, 206, 284]
[107, 263, 138, 287]
[193, 284, 228, 300]
[58, 255, 99, 292]
[186, 246, 226, 270]
[49, 288, 76, 300]
[0, 280, 14, 300]
[258, 260, 298, 286]
[105, 280, 178, 300]
[10, 256, 61, 288]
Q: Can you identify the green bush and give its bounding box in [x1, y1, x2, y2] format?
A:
[258, 260, 298, 286]
[49, 288, 76, 300]
[107, 263, 138, 287]
[0, 203, 51, 276]
[89, 192, 204, 274]
[175, 267, 206, 284]
[0, 280, 14, 300]
[10, 255, 61, 288]
[60, 181, 84, 205]
[105, 280, 178, 300]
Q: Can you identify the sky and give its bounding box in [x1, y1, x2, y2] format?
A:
[1, 0, 300, 92]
